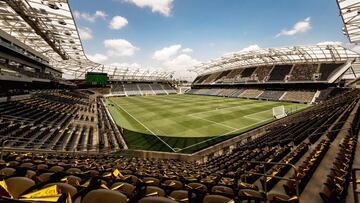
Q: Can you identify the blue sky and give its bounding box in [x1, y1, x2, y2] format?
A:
[70, 0, 348, 79]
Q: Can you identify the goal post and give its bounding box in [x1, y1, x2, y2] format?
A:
[272, 106, 287, 119]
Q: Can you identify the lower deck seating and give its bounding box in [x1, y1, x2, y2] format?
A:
[0, 92, 126, 153]
[119, 83, 176, 96]
[111, 83, 125, 94]
[123, 84, 142, 96]
[137, 84, 154, 95]
[240, 89, 263, 98]
[281, 91, 315, 103]
[258, 90, 285, 100]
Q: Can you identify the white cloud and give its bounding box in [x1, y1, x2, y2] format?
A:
[164, 54, 200, 68]
[95, 11, 107, 19]
[240, 44, 260, 52]
[104, 39, 140, 57]
[109, 16, 128, 30]
[317, 41, 342, 46]
[181, 48, 193, 53]
[152, 44, 200, 79]
[78, 27, 93, 41]
[276, 17, 311, 37]
[125, 0, 173, 17]
[73, 10, 107, 22]
[164, 54, 200, 79]
[152, 44, 182, 61]
[87, 53, 108, 63]
[223, 44, 261, 56]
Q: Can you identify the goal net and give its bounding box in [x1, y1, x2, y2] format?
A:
[272, 106, 287, 119]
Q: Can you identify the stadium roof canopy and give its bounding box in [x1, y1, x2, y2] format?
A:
[0, 0, 173, 80]
[337, 0, 360, 44]
[191, 45, 360, 75]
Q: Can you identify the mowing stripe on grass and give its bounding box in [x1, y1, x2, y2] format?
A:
[109, 99, 176, 152]
[188, 114, 238, 130]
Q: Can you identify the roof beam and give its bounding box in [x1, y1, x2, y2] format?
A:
[5, 0, 69, 60]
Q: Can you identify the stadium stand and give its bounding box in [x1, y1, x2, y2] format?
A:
[240, 89, 264, 98]
[0, 91, 126, 153]
[281, 91, 316, 103]
[241, 67, 257, 78]
[161, 83, 177, 94]
[137, 84, 155, 95]
[111, 83, 125, 95]
[254, 66, 272, 82]
[0, 89, 358, 203]
[290, 64, 319, 81]
[113, 83, 176, 96]
[258, 90, 286, 101]
[319, 63, 344, 81]
[1, 1, 360, 202]
[268, 65, 292, 81]
[223, 69, 243, 83]
[123, 84, 142, 96]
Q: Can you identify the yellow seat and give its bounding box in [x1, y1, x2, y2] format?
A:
[45, 183, 77, 196]
[81, 189, 127, 203]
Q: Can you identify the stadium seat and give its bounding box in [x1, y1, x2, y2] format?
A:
[169, 190, 191, 202]
[111, 182, 136, 198]
[139, 196, 178, 203]
[81, 189, 127, 203]
[6, 177, 35, 198]
[238, 189, 266, 202]
[202, 194, 234, 203]
[145, 186, 166, 197]
[44, 183, 77, 196]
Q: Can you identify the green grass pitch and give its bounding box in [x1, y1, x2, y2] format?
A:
[105, 94, 308, 153]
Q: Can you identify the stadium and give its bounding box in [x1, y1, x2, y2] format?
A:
[0, 0, 359, 202]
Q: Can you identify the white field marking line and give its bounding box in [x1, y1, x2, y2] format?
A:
[243, 109, 273, 120]
[188, 114, 238, 130]
[109, 99, 176, 152]
[223, 117, 274, 135]
[177, 117, 274, 152]
[187, 100, 261, 117]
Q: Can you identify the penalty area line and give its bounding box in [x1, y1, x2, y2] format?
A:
[177, 117, 274, 153]
[109, 99, 176, 152]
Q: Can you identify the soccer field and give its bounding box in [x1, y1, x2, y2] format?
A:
[105, 94, 308, 153]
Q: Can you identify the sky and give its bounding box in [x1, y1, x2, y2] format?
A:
[70, 0, 350, 80]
